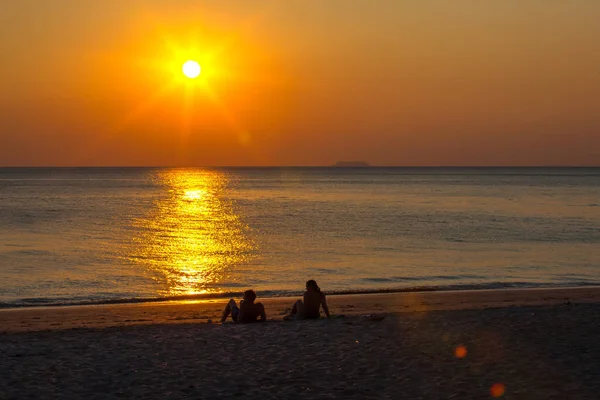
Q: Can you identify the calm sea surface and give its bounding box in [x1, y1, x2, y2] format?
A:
[1, 167, 599, 307]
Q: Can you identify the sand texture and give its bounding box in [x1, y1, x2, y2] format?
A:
[1, 288, 600, 399]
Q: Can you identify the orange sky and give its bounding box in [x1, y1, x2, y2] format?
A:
[1, 1, 599, 166]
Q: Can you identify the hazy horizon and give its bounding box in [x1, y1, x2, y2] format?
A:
[2, 164, 600, 169]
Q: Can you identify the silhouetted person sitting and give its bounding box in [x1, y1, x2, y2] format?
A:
[221, 289, 266, 323]
[286, 280, 330, 320]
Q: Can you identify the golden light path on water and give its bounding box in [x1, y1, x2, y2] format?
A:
[130, 169, 255, 297]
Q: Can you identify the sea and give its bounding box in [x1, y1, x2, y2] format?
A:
[1, 167, 599, 308]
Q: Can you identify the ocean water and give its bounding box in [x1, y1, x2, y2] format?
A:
[1, 167, 599, 308]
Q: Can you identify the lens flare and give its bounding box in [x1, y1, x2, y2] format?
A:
[454, 345, 467, 359]
[490, 383, 505, 397]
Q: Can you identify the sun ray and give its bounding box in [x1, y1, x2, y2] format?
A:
[110, 80, 180, 134]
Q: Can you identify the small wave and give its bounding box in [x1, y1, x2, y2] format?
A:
[361, 275, 484, 283]
[0, 290, 301, 309]
[5, 249, 54, 256]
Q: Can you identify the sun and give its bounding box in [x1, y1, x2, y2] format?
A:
[182, 60, 201, 79]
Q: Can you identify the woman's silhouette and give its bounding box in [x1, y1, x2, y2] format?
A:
[286, 279, 330, 320]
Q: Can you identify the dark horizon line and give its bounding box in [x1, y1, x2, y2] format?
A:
[1, 165, 599, 169]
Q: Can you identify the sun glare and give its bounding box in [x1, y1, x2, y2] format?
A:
[182, 60, 201, 78]
[114, 27, 277, 145]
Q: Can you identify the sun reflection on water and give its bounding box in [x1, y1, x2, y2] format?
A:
[130, 169, 255, 296]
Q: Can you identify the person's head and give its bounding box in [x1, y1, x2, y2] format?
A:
[306, 280, 321, 293]
[243, 289, 257, 303]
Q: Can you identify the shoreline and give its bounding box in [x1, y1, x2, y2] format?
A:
[3, 282, 600, 310]
[2, 286, 600, 334]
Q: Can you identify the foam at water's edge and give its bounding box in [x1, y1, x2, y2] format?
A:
[2, 281, 600, 309]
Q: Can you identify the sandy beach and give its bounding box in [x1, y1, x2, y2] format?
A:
[2, 287, 600, 399]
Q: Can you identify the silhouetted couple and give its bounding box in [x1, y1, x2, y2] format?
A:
[220, 280, 330, 323]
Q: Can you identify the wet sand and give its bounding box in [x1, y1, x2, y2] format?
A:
[2, 287, 600, 399]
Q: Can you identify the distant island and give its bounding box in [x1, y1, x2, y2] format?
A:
[332, 161, 371, 167]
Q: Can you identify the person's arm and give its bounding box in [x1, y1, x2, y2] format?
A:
[258, 303, 267, 322]
[321, 294, 330, 318]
